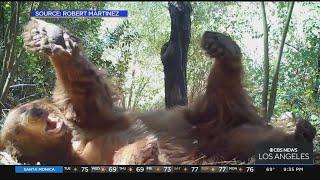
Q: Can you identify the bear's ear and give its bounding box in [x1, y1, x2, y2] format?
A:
[0, 131, 3, 150]
[0, 130, 9, 152]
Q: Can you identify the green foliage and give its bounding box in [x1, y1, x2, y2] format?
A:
[102, 19, 140, 95]
[1, 2, 319, 130]
[3, 2, 107, 108]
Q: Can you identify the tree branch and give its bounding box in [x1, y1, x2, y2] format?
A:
[267, 2, 295, 121]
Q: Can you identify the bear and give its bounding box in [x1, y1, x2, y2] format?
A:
[0, 18, 316, 165]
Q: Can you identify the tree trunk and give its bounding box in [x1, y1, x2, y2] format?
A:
[161, 1, 192, 109]
[267, 2, 295, 121]
[0, 2, 21, 104]
[314, 47, 320, 103]
[0, 2, 4, 52]
[127, 69, 135, 109]
[261, 2, 269, 120]
[0, 2, 4, 72]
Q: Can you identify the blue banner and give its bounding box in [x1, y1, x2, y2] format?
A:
[31, 10, 128, 17]
[15, 166, 64, 173]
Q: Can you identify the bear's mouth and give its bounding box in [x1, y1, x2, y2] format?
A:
[44, 114, 65, 133]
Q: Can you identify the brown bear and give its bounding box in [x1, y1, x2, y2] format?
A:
[0, 18, 316, 165]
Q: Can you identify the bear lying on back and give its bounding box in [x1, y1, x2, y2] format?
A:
[0, 19, 316, 165]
